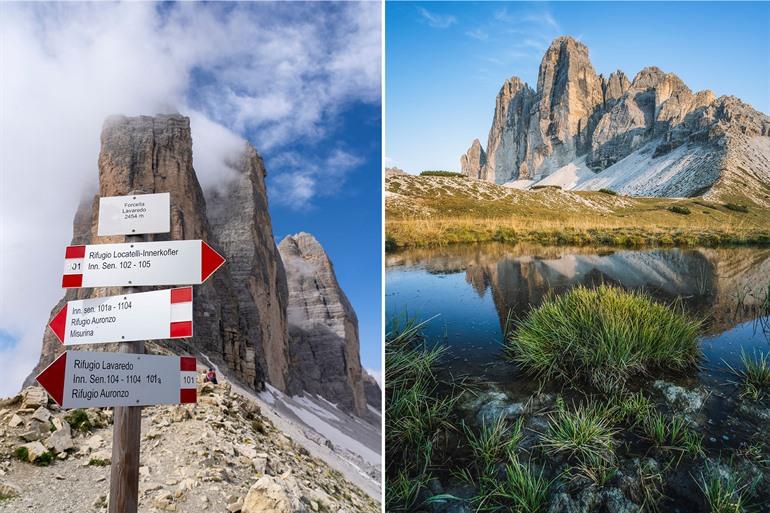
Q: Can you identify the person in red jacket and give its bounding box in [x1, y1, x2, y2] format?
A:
[204, 368, 218, 385]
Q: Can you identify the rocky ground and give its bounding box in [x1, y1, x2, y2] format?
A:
[0, 377, 378, 513]
[434, 380, 770, 513]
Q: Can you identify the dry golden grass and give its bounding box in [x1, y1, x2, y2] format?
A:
[386, 216, 770, 249]
[385, 175, 770, 249]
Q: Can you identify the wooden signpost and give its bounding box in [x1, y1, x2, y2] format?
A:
[36, 191, 225, 513]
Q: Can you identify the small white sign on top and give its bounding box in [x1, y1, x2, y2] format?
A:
[98, 192, 170, 236]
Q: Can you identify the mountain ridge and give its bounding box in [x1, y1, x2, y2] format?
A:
[25, 114, 377, 420]
[461, 36, 770, 204]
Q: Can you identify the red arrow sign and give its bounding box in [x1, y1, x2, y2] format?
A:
[37, 352, 67, 407]
[201, 240, 225, 283]
[62, 240, 225, 288]
[48, 287, 193, 346]
[36, 351, 198, 408]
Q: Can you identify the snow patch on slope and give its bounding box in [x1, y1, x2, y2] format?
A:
[529, 157, 595, 190]
[577, 141, 720, 197]
[517, 140, 723, 198]
[199, 356, 382, 500]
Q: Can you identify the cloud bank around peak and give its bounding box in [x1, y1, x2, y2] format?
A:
[0, 2, 381, 397]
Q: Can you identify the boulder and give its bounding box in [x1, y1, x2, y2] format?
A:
[653, 380, 705, 413]
[18, 441, 48, 463]
[31, 406, 51, 423]
[20, 387, 48, 409]
[242, 474, 308, 513]
[0, 481, 21, 498]
[44, 422, 73, 453]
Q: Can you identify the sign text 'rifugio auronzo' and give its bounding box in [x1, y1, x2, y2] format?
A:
[48, 287, 193, 345]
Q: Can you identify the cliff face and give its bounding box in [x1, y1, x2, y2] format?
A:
[27, 114, 289, 395]
[460, 139, 487, 179]
[278, 233, 367, 417]
[362, 372, 382, 410]
[205, 146, 290, 390]
[463, 36, 770, 201]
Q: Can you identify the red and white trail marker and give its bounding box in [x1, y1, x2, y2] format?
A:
[48, 287, 193, 346]
[62, 240, 225, 288]
[36, 351, 198, 409]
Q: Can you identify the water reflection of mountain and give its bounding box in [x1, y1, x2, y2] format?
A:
[386, 244, 770, 336]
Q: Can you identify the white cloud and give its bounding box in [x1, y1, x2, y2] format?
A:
[466, 29, 489, 41]
[417, 7, 457, 29]
[271, 149, 364, 210]
[0, 2, 380, 397]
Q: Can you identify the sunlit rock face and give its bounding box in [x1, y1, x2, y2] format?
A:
[463, 36, 770, 200]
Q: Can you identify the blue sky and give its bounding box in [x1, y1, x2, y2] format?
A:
[386, 1, 770, 173]
[266, 102, 382, 380]
[0, 2, 381, 396]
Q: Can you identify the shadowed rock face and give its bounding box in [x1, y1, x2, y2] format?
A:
[278, 233, 367, 416]
[25, 114, 289, 394]
[205, 146, 290, 391]
[463, 36, 770, 198]
[363, 372, 381, 410]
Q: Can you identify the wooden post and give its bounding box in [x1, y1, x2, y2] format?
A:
[108, 230, 145, 512]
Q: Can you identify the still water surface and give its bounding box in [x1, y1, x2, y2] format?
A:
[386, 243, 770, 395]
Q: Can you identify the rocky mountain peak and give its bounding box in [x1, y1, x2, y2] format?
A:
[603, 70, 630, 104]
[460, 138, 487, 179]
[28, 114, 285, 394]
[27, 114, 374, 418]
[278, 233, 368, 417]
[461, 36, 770, 201]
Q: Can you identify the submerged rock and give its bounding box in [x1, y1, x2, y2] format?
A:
[653, 380, 705, 413]
[547, 488, 640, 513]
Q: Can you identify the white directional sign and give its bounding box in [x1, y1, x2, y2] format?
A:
[36, 351, 198, 408]
[48, 287, 193, 346]
[62, 240, 225, 288]
[97, 193, 170, 236]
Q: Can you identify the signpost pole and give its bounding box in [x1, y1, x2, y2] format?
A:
[109, 232, 144, 513]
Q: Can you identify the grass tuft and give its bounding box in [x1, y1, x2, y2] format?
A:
[727, 350, 770, 401]
[598, 188, 618, 195]
[698, 466, 752, 513]
[642, 413, 703, 459]
[464, 416, 523, 473]
[668, 205, 692, 215]
[506, 285, 701, 391]
[724, 203, 749, 213]
[420, 170, 465, 177]
[385, 316, 463, 512]
[541, 401, 617, 484]
[13, 447, 28, 461]
[64, 409, 93, 433]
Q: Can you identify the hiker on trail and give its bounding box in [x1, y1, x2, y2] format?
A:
[205, 368, 218, 385]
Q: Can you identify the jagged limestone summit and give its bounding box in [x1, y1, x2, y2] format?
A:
[26, 114, 378, 419]
[461, 36, 770, 204]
